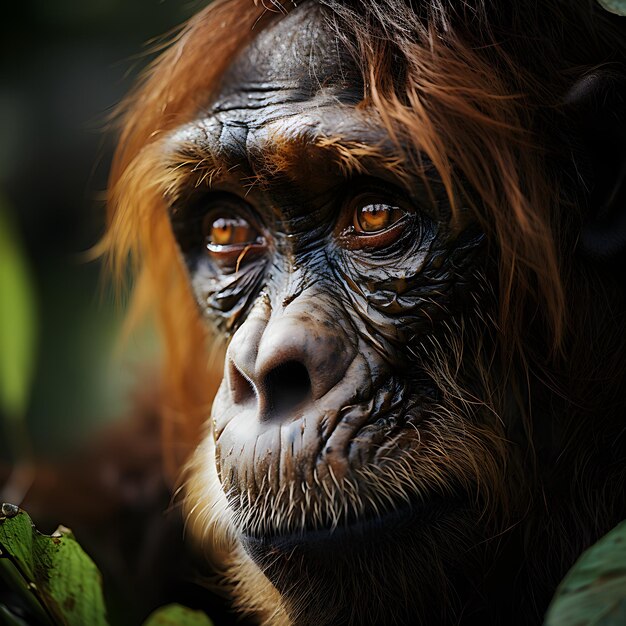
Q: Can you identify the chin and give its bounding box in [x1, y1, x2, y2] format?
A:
[183, 423, 509, 626]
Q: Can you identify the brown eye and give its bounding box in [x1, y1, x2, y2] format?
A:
[353, 203, 405, 234]
[336, 188, 413, 251]
[203, 214, 260, 251]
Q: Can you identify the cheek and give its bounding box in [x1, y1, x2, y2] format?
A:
[210, 377, 237, 438]
[184, 434, 239, 557]
[336, 232, 489, 359]
[189, 257, 268, 334]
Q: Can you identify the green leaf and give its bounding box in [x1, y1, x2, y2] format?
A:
[0, 200, 37, 420]
[0, 552, 52, 625]
[0, 504, 35, 581]
[544, 520, 626, 626]
[597, 0, 626, 16]
[0, 507, 109, 626]
[143, 604, 214, 626]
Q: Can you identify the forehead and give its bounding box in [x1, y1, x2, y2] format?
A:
[210, 2, 363, 113]
[165, 1, 389, 184]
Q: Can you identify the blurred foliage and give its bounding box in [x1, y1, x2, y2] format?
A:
[544, 520, 626, 625]
[143, 605, 213, 626]
[0, 0, 195, 461]
[597, 0, 626, 16]
[0, 199, 37, 422]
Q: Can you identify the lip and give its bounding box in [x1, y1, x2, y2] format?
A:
[240, 495, 455, 560]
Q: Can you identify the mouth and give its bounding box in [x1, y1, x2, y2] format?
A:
[240, 493, 457, 561]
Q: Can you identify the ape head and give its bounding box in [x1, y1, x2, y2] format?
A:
[106, 1, 626, 624]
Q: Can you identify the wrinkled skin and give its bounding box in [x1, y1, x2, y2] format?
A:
[169, 5, 519, 625]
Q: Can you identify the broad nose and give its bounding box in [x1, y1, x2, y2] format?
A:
[226, 304, 355, 421]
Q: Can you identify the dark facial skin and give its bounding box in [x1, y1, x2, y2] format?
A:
[168, 4, 502, 625]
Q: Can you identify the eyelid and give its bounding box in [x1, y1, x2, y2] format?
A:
[339, 214, 412, 250]
[203, 213, 260, 247]
[353, 203, 406, 234]
[335, 182, 415, 249]
[192, 199, 268, 276]
[170, 190, 270, 271]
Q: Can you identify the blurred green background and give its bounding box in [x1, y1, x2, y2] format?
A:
[0, 0, 201, 462]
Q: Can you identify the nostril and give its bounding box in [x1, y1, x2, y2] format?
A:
[262, 360, 312, 418]
[230, 364, 256, 405]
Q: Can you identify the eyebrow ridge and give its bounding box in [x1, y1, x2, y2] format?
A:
[166, 122, 412, 194]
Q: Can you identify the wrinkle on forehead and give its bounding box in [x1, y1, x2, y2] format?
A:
[165, 106, 410, 191]
[160, 2, 433, 196]
[210, 0, 362, 113]
[159, 1, 372, 188]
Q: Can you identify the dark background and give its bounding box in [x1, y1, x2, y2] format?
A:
[0, 0, 203, 459]
[0, 4, 226, 623]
